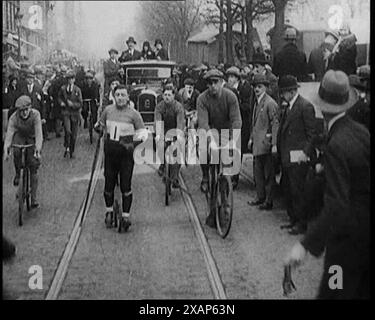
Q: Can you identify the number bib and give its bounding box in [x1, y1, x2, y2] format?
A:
[106, 120, 135, 141]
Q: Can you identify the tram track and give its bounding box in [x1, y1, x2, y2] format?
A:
[44, 138, 246, 299]
[45, 138, 104, 300]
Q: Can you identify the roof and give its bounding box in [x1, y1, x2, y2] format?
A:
[120, 60, 176, 67]
[188, 24, 249, 44]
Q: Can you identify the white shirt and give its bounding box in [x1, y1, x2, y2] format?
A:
[289, 93, 299, 110]
[28, 83, 34, 93]
[328, 112, 346, 132]
[256, 91, 266, 105]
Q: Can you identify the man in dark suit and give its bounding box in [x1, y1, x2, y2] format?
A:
[20, 70, 48, 139]
[277, 75, 317, 234]
[248, 74, 279, 210]
[103, 48, 121, 95]
[224, 67, 242, 188]
[154, 39, 169, 61]
[251, 52, 279, 102]
[346, 65, 370, 131]
[273, 28, 308, 82]
[119, 37, 142, 62]
[58, 70, 83, 158]
[81, 71, 100, 129]
[285, 70, 369, 299]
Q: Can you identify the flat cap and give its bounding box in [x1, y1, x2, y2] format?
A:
[203, 69, 224, 80]
[108, 48, 118, 55]
[184, 78, 195, 86]
[66, 70, 76, 78]
[15, 95, 32, 108]
[226, 66, 241, 78]
[252, 74, 270, 86]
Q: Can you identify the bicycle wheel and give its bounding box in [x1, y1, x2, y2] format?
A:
[208, 165, 218, 218]
[25, 168, 31, 211]
[215, 175, 233, 239]
[165, 163, 170, 206]
[18, 169, 25, 226]
[88, 115, 93, 144]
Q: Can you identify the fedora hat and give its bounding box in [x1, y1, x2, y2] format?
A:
[126, 37, 137, 45]
[252, 74, 270, 86]
[108, 48, 118, 55]
[278, 75, 300, 91]
[226, 66, 241, 78]
[311, 70, 358, 114]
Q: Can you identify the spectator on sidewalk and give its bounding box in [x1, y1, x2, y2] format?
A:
[285, 70, 369, 299]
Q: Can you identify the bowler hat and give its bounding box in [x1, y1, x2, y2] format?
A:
[284, 27, 297, 40]
[15, 95, 32, 108]
[126, 37, 137, 45]
[311, 70, 358, 114]
[108, 48, 118, 55]
[226, 66, 241, 78]
[252, 74, 270, 86]
[203, 69, 224, 80]
[154, 39, 163, 47]
[251, 52, 268, 65]
[278, 75, 300, 91]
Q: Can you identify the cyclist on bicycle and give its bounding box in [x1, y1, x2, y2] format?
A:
[154, 85, 185, 189]
[3, 95, 43, 209]
[81, 71, 100, 129]
[197, 69, 242, 228]
[95, 85, 147, 231]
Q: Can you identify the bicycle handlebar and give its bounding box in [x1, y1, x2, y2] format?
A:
[11, 144, 34, 149]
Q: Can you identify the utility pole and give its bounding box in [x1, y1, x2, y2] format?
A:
[14, 8, 24, 62]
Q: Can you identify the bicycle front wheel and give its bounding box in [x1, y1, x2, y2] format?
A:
[165, 164, 170, 206]
[25, 168, 31, 211]
[18, 169, 26, 226]
[215, 175, 233, 239]
[88, 115, 93, 144]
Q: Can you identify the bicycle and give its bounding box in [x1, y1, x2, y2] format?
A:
[83, 99, 97, 144]
[164, 137, 176, 206]
[184, 110, 198, 165]
[11, 144, 35, 226]
[205, 143, 234, 239]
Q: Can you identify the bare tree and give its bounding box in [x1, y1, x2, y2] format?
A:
[140, 0, 203, 62]
[219, 0, 224, 63]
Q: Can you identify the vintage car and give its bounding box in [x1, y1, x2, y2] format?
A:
[121, 60, 176, 133]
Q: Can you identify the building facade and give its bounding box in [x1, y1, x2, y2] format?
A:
[2, 0, 54, 64]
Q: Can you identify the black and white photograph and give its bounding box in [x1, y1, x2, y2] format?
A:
[2, 0, 370, 304]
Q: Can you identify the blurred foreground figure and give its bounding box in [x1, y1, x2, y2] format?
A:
[285, 70, 370, 299]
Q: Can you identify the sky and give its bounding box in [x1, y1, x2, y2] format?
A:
[81, 1, 145, 59]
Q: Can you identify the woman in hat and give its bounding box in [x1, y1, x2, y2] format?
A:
[4, 75, 22, 113]
[154, 39, 169, 61]
[141, 41, 155, 60]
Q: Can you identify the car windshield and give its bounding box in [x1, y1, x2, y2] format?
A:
[126, 67, 171, 86]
